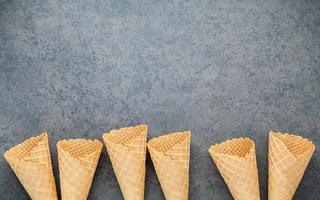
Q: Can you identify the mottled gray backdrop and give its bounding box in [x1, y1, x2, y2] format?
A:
[0, 0, 319, 199]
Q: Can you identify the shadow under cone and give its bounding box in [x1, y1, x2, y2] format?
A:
[4, 133, 58, 200]
[209, 138, 260, 200]
[268, 131, 315, 200]
[57, 139, 102, 200]
[103, 125, 148, 200]
[147, 131, 191, 200]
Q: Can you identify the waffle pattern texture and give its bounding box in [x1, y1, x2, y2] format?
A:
[268, 131, 315, 200]
[57, 139, 102, 200]
[4, 133, 58, 200]
[147, 131, 191, 200]
[209, 137, 260, 200]
[103, 125, 148, 200]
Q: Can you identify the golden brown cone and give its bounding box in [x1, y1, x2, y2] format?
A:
[4, 133, 58, 200]
[209, 137, 260, 200]
[147, 131, 191, 200]
[57, 139, 102, 200]
[268, 131, 315, 200]
[102, 125, 148, 200]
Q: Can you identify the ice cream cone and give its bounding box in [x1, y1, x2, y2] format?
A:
[102, 125, 148, 200]
[4, 132, 58, 200]
[57, 139, 102, 200]
[209, 137, 260, 200]
[147, 131, 191, 200]
[268, 131, 315, 200]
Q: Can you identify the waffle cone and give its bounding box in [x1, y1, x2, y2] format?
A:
[147, 131, 191, 200]
[3, 133, 57, 200]
[209, 137, 260, 200]
[268, 131, 315, 200]
[102, 125, 148, 200]
[57, 139, 102, 200]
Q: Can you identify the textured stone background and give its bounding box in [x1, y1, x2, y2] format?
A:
[0, 0, 319, 199]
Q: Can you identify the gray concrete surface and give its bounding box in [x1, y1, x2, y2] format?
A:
[0, 0, 319, 199]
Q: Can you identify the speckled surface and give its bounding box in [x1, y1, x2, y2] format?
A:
[0, 0, 319, 199]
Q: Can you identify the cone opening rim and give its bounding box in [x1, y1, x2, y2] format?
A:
[4, 133, 48, 160]
[148, 131, 190, 153]
[269, 131, 315, 157]
[103, 125, 147, 145]
[58, 139, 102, 159]
[209, 137, 254, 158]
